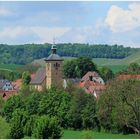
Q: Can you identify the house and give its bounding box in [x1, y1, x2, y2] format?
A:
[0, 79, 14, 91]
[80, 71, 105, 98]
[30, 43, 64, 91]
[0, 79, 18, 100]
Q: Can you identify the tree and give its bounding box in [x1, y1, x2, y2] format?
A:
[22, 71, 31, 85]
[2, 95, 25, 122]
[63, 60, 77, 78]
[98, 79, 140, 137]
[0, 96, 4, 115]
[68, 88, 97, 130]
[63, 57, 97, 78]
[0, 116, 10, 139]
[81, 94, 99, 130]
[75, 57, 97, 78]
[24, 115, 38, 137]
[32, 115, 62, 139]
[99, 66, 114, 82]
[9, 109, 29, 139]
[26, 93, 43, 115]
[128, 62, 140, 74]
[38, 90, 71, 128]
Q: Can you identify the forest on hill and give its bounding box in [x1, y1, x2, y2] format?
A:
[0, 43, 139, 65]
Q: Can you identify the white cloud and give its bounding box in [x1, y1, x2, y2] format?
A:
[0, 26, 70, 44]
[105, 3, 140, 32]
[30, 26, 70, 43]
[0, 8, 12, 16]
[0, 26, 28, 38]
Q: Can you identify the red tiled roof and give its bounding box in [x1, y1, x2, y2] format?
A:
[12, 79, 22, 91]
[0, 90, 18, 100]
[117, 74, 140, 80]
[81, 71, 99, 81]
[80, 80, 106, 96]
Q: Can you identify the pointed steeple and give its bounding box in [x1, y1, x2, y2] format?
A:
[44, 38, 63, 61]
[51, 37, 57, 54]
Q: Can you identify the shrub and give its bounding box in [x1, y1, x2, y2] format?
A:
[32, 115, 62, 139]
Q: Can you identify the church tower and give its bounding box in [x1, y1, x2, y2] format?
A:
[44, 42, 63, 89]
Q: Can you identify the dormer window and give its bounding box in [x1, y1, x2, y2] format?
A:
[89, 76, 93, 81]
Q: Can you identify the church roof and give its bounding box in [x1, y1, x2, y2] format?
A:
[30, 67, 46, 85]
[44, 53, 63, 61]
[44, 43, 63, 61]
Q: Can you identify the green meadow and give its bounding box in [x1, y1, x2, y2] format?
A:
[62, 130, 138, 139]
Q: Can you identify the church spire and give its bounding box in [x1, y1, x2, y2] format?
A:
[51, 37, 57, 54]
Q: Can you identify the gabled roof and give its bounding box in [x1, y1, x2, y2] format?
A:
[81, 71, 99, 81]
[0, 79, 11, 89]
[30, 67, 46, 85]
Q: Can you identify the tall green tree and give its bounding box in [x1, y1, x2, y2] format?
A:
[0, 116, 10, 139]
[32, 115, 62, 139]
[75, 57, 97, 78]
[63, 57, 97, 78]
[9, 109, 29, 139]
[99, 66, 114, 82]
[98, 79, 140, 137]
[2, 95, 25, 122]
[22, 71, 31, 85]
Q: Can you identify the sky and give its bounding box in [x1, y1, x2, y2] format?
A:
[0, 1, 140, 48]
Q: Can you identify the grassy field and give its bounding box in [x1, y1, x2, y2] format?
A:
[62, 130, 138, 139]
[0, 64, 22, 71]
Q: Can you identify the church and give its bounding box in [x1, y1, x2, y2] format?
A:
[30, 43, 64, 91]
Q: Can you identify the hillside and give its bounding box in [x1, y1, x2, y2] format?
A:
[31, 52, 140, 73]
[92, 51, 140, 73]
[0, 43, 139, 64]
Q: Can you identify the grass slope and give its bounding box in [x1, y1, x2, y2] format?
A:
[0, 64, 22, 71]
[62, 130, 138, 139]
[92, 51, 140, 73]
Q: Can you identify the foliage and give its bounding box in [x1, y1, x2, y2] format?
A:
[98, 79, 140, 136]
[68, 88, 97, 130]
[0, 96, 4, 115]
[26, 92, 42, 115]
[32, 115, 62, 139]
[75, 57, 97, 78]
[99, 66, 114, 82]
[9, 109, 28, 139]
[24, 115, 38, 137]
[127, 62, 140, 74]
[22, 71, 31, 85]
[0, 116, 10, 138]
[38, 90, 71, 128]
[63, 57, 97, 78]
[2, 95, 25, 122]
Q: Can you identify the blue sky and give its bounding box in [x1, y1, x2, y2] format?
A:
[0, 1, 140, 48]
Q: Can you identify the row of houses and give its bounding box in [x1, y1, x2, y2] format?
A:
[0, 79, 22, 100]
[1, 71, 140, 100]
